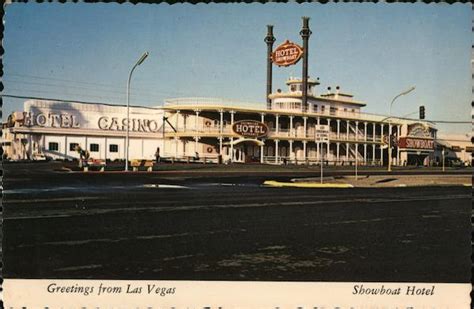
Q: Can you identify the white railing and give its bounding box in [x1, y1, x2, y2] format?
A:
[163, 97, 435, 128]
[262, 156, 383, 166]
[164, 97, 262, 109]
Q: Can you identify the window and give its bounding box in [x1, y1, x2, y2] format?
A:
[313, 104, 318, 112]
[290, 85, 297, 92]
[69, 143, 79, 151]
[109, 144, 118, 153]
[321, 105, 326, 113]
[90, 143, 99, 152]
[48, 142, 59, 151]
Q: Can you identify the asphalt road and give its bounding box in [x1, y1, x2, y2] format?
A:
[2, 163, 472, 282]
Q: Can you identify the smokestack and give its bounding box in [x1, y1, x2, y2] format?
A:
[265, 25, 276, 110]
[300, 17, 311, 113]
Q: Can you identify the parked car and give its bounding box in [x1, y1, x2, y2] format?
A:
[445, 157, 465, 167]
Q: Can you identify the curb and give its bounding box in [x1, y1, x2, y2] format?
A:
[263, 180, 354, 188]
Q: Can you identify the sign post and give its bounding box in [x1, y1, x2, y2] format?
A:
[315, 125, 330, 184]
[442, 148, 445, 172]
[355, 144, 358, 181]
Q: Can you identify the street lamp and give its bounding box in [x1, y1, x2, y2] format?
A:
[387, 86, 415, 172]
[125, 51, 149, 171]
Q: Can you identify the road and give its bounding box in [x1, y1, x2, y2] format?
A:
[2, 162, 471, 282]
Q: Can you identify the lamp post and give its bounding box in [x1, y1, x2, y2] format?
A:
[387, 86, 415, 172]
[125, 51, 149, 172]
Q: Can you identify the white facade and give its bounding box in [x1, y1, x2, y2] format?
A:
[5, 100, 164, 161]
[435, 133, 472, 165]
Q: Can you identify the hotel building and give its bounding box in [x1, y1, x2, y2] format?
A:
[3, 77, 442, 166]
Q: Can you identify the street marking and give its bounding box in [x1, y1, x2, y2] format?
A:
[5, 197, 104, 203]
[263, 180, 354, 188]
[143, 184, 189, 189]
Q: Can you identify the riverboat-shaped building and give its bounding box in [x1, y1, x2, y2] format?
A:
[4, 77, 441, 166]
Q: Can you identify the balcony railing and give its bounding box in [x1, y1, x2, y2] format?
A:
[166, 125, 384, 143]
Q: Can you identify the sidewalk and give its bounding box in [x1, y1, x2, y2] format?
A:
[289, 174, 472, 188]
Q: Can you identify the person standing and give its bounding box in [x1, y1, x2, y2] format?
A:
[155, 147, 160, 163]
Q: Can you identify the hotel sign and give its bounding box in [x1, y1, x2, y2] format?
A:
[398, 137, 434, 150]
[232, 120, 268, 138]
[271, 40, 304, 67]
[20, 112, 80, 128]
[98, 116, 160, 133]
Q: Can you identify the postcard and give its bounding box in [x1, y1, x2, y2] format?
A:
[2, 2, 472, 308]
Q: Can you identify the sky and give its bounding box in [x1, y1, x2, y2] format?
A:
[2, 3, 472, 133]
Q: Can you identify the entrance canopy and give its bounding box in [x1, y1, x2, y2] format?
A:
[224, 138, 265, 147]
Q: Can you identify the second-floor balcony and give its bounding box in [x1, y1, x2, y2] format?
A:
[165, 125, 383, 143]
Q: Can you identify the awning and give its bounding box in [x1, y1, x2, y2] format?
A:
[223, 138, 265, 147]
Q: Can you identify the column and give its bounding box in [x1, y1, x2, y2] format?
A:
[355, 121, 359, 140]
[275, 114, 279, 135]
[303, 116, 307, 138]
[275, 139, 279, 164]
[175, 110, 180, 131]
[230, 111, 235, 125]
[327, 119, 331, 139]
[372, 123, 376, 142]
[372, 144, 376, 165]
[346, 142, 349, 161]
[364, 122, 368, 141]
[337, 119, 341, 139]
[261, 113, 265, 123]
[346, 120, 350, 140]
[260, 139, 264, 163]
[289, 116, 294, 137]
[219, 137, 223, 154]
[380, 124, 384, 143]
[219, 110, 224, 134]
[289, 140, 294, 160]
[364, 144, 367, 164]
[194, 136, 199, 155]
[380, 145, 384, 166]
[175, 137, 179, 158]
[194, 110, 200, 132]
[336, 142, 340, 163]
[104, 136, 107, 161]
[303, 141, 307, 161]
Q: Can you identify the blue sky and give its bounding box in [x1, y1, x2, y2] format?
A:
[3, 3, 472, 133]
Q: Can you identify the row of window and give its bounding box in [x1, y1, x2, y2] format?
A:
[312, 104, 356, 113]
[48, 142, 119, 153]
